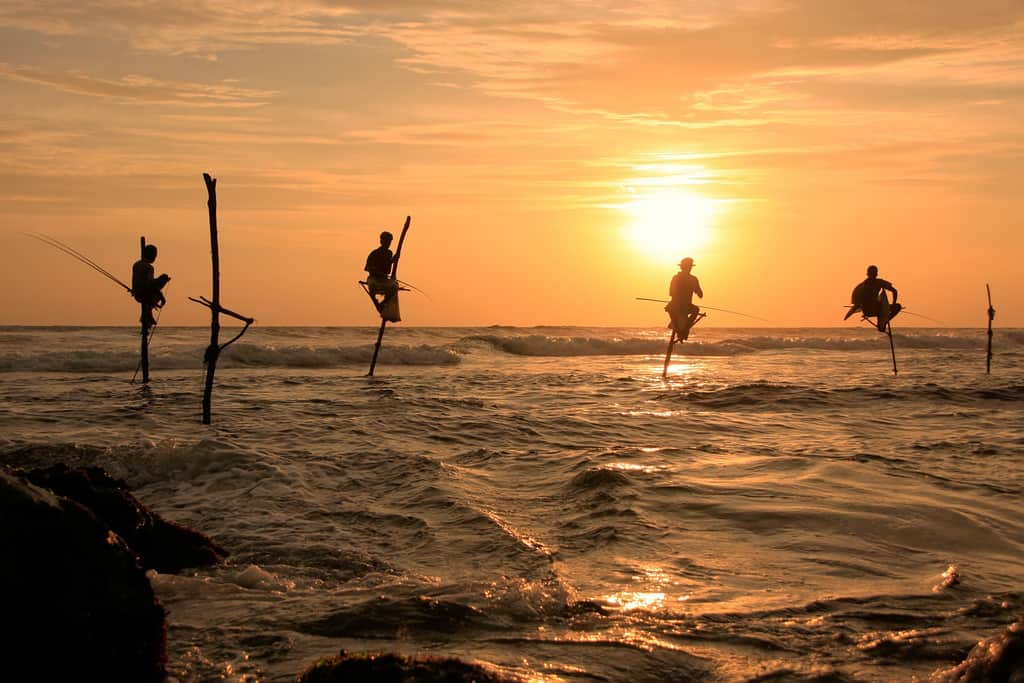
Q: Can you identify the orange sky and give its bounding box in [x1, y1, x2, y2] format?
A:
[1, 1, 1021, 327]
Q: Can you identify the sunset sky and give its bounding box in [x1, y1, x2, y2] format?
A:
[1, 1, 1021, 327]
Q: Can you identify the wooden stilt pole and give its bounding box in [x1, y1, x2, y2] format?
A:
[661, 330, 676, 378]
[367, 216, 411, 377]
[661, 312, 705, 378]
[368, 319, 388, 377]
[201, 174, 220, 424]
[139, 236, 150, 384]
[887, 322, 898, 376]
[986, 284, 995, 374]
[193, 173, 253, 424]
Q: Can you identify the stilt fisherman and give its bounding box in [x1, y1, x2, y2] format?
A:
[666, 257, 703, 339]
[131, 244, 170, 327]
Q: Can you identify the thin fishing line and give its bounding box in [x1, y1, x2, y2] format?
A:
[41, 234, 124, 286]
[397, 279, 431, 300]
[26, 232, 132, 292]
[635, 297, 772, 322]
[900, 310, 945, 325]
[32, 234, 123, 285]
[29, 233, 130, 291]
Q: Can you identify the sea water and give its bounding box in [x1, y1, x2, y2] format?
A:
[1, 325, 1021, 682]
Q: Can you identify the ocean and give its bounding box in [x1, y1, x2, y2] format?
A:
[1, 325, 1021, 682]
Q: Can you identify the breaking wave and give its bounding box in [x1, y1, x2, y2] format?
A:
[0, 327, 1019, 371]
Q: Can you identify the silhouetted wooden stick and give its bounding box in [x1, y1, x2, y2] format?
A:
[368, 215, 411, 377]
[139, 236, 150, 384]
[887, 321, 898, 376]
[202, 174, 220, 423]
[986, 284, 995, 374]
[661, 329, 676, 378]
[193, 173, 253, 424]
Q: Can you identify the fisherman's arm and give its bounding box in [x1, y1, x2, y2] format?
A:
[884, 281, 898, 304]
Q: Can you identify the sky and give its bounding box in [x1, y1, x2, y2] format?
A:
[1, 0, 1022, 327]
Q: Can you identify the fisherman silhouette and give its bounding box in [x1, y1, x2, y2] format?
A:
[846, 264, 901, 331]
[131, 244, 170, 327]
[364, 231, 400, 318]
[666, 257, 703, 339]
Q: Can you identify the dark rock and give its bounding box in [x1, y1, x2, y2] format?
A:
[298, 651, 518, 683]
[0, 471, 167, 682]
[931, 619, 1024, 682]
[23, 463, 228, 573]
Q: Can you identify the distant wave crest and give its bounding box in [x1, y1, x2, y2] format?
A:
[462, 334, 666, 357]
[0, 327, 1019, 370]
[458, 331, 1008, 358]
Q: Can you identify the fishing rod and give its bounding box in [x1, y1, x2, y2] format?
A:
[843, 304, 943, 325]
[397, 278, 432, 301]
[25, 232, 132, 293]
[635, 297, 773, 323]
[900, 310, 945, 324]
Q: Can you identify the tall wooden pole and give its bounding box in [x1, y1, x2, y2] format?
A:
[367, 216, 410, 377]
[188, 174, 253, 423]
[986, 284, 995, 374]
[661, 330, 676, 378]
[139, 236, 150, 384]
[887, 323, 898, 376]
[202, 173, 220, 424]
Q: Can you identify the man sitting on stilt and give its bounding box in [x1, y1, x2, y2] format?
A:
[665, 257, 703, 340]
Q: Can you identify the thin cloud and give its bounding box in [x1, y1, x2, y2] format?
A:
[0, 0, 359, 56]
[0, 63, 277, 106]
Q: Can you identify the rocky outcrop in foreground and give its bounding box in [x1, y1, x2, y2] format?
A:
[298, 651, 519, 683]
[0, 471, 167, 682]
[2, 463, 229, 681]
[23, 463, 228, 573]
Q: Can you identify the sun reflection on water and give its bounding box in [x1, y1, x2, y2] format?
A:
[604, 565, 691, 614]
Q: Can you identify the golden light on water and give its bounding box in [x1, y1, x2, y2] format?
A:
[607, 591, 668, 611]
[604, 565, 689, 613]
[621, 189, 723, 265]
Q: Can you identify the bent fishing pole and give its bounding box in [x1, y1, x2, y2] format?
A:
[900, 310, 944, 325]
[843, 304, 943, 326]
[397, 279, 432, 301]
[635, 297, 773, 323]
[25, 232, 133, 294]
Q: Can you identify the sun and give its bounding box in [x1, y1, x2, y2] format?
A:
[621, 190, 721, 264]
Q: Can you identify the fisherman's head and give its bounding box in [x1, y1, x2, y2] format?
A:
[679, 257, 695, 271]
[143, 244, 158, 262]
[380, 231, 393, 246]
[866, 265, 878, 278]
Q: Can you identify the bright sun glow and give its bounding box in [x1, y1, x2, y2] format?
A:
[622, 190, 721, 263]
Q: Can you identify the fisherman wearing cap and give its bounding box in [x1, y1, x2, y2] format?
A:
[666, 257, 703, 339]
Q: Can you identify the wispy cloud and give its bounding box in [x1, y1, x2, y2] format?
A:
[0, 1, 359, 56]
[0, 63, 277, 106]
